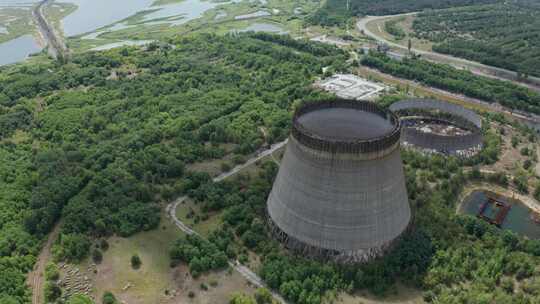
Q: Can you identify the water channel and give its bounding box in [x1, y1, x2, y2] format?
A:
[0, 0, 235, 65]
[0, 0, 289, 66]
[459, 190, 540, 239]
[0, 34, 42, 65]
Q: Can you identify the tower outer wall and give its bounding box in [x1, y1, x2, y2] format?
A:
[389, 98, 483, 156]
[267, 100, 411, 263]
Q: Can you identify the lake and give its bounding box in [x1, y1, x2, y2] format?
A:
[0, 0, 275, 65]
[459, 190, 540, 239]
[239, 22, 287, 34]
[61, 0, 154, 37]
[0, 34, 42, 65]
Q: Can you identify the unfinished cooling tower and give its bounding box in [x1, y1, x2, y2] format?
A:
[267, 99, 411, 263]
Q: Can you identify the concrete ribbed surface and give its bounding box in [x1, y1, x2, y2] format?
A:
[267, 137, 411, 252]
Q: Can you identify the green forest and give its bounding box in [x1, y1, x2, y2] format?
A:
[3, 19, 540, 304]
[412, 1, 540, 77]
[308, 0, 497, 25]
[168, 118, 540, 303]
[0, 33, 346, 303]
[360, 52, 540, 114]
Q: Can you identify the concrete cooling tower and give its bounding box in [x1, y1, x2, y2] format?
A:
[267, 99, 411, 263]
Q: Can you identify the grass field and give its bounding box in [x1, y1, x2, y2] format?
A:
[337, 283, 424, 304]
[58, 208, 256, 304]
[78, 210, 182, 303]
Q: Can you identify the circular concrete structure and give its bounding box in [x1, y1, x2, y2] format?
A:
[389, 98, 483, 157]
[267, 99, 411, 263]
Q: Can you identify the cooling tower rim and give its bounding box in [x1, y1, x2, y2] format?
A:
[389, 98, 482, 129]
[292, 99, 401, 154]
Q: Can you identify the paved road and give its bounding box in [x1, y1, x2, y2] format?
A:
[33, 0, 68, 60]
[356, 14, 540, 93]
[166, 139, 288, 304]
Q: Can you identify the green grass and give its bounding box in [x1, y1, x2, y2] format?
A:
[175, 199, 222, 237]
[86, 210, 183, 303]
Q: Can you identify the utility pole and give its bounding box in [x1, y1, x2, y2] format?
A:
[346, 0, 350, 34]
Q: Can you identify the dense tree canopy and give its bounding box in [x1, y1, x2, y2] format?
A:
[0, 33, 345, 303]
[413, 1, 540, 77]
[309, 0, 497, 25]
[172, 109, 540, 303]
[361, 52, 540, 114]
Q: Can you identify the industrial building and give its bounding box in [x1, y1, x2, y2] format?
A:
[266, 99, 411, 263]
[389, 98, 483, 157]
[315, 74, 385, 100]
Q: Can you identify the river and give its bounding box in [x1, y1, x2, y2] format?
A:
[60, 0, 153, 37]
[0, 0, 234, 65]
[0, 34, 42, 65]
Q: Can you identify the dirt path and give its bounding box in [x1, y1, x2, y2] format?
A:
[28, 222, 61, 304]
[356, 14, 540, 93]
[166, 140, 288, 304]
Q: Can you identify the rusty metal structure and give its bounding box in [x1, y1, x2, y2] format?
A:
[267, 99, 411, 263]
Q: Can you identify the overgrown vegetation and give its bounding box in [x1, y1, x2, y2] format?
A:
[413, 2, 540, 77]
[384, 18, 406, 40]
[309, 0, 498, 26]
[169, 234, 228, 277]
[174, 126, 540, 303]
[361, 52, 540, 114]
[0, 33, 345, 303]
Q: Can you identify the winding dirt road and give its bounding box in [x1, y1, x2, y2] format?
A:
[166, 139, 288, 304]
[356, 14, 540, 93]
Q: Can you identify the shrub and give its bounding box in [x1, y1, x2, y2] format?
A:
[131, 254, 142, 269]
[100, 239, 109, 251]
[92, 249, 103, 264]
[44, 262, 59, 281]
[44, 282, 62, 302]
[102, 291, 117, 304]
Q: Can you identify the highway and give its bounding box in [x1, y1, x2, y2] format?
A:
[166, 139, 288, 304]
[356, 14, 540, 93]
